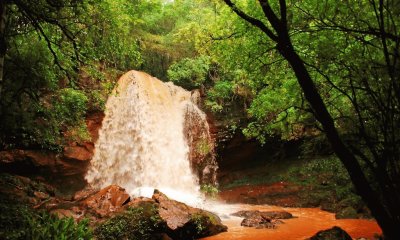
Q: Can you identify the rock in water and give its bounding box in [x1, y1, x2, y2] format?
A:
[152, 189, 227, 239]
[308, 226, 352, 240]
[232, 210, 292, 229]
[81, 185, 130, 217]
[232, 210, 293, 219]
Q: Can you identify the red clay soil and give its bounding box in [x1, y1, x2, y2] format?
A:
[219, 182, 302, 206]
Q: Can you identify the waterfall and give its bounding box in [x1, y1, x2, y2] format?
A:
[85, 71, 205, 205]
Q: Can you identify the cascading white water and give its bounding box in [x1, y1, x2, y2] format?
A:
[85, 71, 202, 205]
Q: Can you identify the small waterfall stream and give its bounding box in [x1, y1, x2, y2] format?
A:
[85, 71, 206, 205]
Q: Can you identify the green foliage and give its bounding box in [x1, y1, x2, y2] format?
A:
[81, 0, 144, 71]
[24, 213, 92, 240]
[32, 88, 89, 149]
[94, 203, 165, 240]
[205, 80, 234, 112]
[283, 156, 363, 208]
[0, 0, 155, 150]
[0, 202, 92, 240]
[54, 88, 88, 125]
[167, 56, 211, 90]
[189, 212, 221, 237]
[200, 184, 219, 198]
[191, 213, 206, 234]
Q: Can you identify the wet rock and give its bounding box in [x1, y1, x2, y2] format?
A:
[261, 211, 293, 219]
[241, 214, 275, 228]
[93, 188, 227, 240]
[232, 210, 292, 229]
[232, 210, 293, 219]
[0, 150, 57, 174]
[308, 226, 352, 240]
[152, 189, 227, 238]
[152, 190, 193, 230]
[0, 149, 89, 177]
[73, 188, 98, 201]
[85, 111, 105, 143]
[33, 191, 50, 200]
[184, 95, 218, 185]
[81, 185, 130, 217]
[63, 145, 93, 161]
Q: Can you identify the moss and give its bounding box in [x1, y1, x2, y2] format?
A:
[188, 212, 226, 238]
[335, 206, 358, 219]
[94, 202, 166, 240]
[200, 184, 219, 198]
[196, 138, 212, 156]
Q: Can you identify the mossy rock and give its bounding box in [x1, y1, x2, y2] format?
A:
[94, 202, 167, 240]
[309, 226, 352, 240]
[335, 206, 358, 219]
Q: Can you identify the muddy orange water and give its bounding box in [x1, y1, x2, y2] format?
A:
[201, 203, 381, 240]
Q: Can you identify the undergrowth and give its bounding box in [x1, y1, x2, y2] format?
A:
[0, 201, 92, 240]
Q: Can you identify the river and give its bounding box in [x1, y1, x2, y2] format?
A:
[202, 203, 381, 240]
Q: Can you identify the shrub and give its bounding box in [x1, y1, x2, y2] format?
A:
[0, 201, 92, 240]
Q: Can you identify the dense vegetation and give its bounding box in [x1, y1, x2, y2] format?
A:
[0, 0, 399, 239]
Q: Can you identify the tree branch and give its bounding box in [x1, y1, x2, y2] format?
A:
[222, 0, 278, 41]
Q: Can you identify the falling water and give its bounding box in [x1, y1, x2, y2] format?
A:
[85, 71, 203, 205]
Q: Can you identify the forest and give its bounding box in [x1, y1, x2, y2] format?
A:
[0, 0, 399, 239]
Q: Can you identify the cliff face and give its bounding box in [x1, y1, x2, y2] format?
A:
[184, 90, 218, 185]
[0, 111, 104, 193]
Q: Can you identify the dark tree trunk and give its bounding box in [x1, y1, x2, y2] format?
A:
[222, 0, 400, 238]
[0, 1, 6, 101]
[276, 38, 400, 240]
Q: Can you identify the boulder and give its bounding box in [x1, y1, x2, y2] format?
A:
[28, 185, 226, 240]
[241, 214, 276, 229]
[81, 185, 130, 217]
[73, 188, 98, 201]
[91, 188, 226, 240]
[335, 206, 358, 219]
[232, 210, 293, 219]
[308, 226, 352, 240]
[152, 190, 194, 230]
[232, 210, 292, 229]
[152, 189, 227, 239]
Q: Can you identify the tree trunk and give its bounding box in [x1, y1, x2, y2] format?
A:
[277, 38, 400, 239]
[0, 1, 6, 102]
